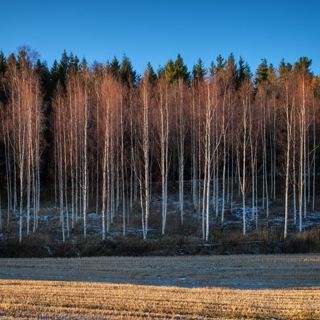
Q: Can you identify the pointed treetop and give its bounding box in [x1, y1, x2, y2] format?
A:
[255, 58, 269, 85]
[69, 53, 80, 72]
[60, 50, 70, 69]
[120, 55, 137, 85]
[157, 66, 165, 79]
[144, 62, 157, 84]
[92, 61, 104, 76]
[210, 54, 226, 77]
[7, 53, 17, 67]
[279, 59, 292, 80]
[267, 64, 277, 84]
[236, 56, 251, 88]
[225, 53, 237, 85]
[80, 58, 88, 74]
[216, 54, 225, 71]
[17, 48, 31, 69]
[192, 58, 206, 82]
[173, 54, 189, 82]
[51, 59, 58, 72]
[165, 59, 175, 84]
[35, 59, 49, 76]
[109, 57, 121, 80]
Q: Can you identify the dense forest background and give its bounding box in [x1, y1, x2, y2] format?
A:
[0, 48, 320, 248]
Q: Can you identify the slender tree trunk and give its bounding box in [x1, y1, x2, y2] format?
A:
[284, 84, 291, 239]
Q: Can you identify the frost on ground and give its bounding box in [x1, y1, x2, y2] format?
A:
[1, 180, 320, 242]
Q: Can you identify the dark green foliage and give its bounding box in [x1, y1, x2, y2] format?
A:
[69, 53, 80, 71]
[210, 54, 226, 77]
[173, 54, 189, 82]
[279, 59, 292, 81]
[237, 56, 251, 87]
[50, 60, 59, 81]
[224, 53, 238, 87]
[17, 48, 32, 70]
[57, 50, 69, 83]
[144, 62, 157, 84]
[164, 54, 189, 84]
[0, 51, 6, 74]
[92, 61, 104, 77]
[216, 54, 225, 72]
[35, 59, 50, 102]
[165, 59, 175, 84]
[50, 50, 72, 91]
[267, 64, 277, 91]
[255, 58, 269, 85]
[108, 56, 121, 80]
[294, 56, 312, 76]
[192, 58, 206, 81]
[156, 66, 165, 79]
[80, 58, 89, 76]
[120, 55, 137, 85]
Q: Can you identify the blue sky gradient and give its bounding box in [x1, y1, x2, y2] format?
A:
[1, 0, 319, 75]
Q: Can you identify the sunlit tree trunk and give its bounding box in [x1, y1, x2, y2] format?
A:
[177, 80, 185, 224]
[284, 82, 291, 239]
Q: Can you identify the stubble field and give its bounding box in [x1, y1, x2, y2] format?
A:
[0, 255, 320, 319]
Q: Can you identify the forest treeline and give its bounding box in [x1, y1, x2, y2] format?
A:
[0, 48, 319, 243]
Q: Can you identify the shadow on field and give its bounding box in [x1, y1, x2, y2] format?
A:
[0, 254, 320, 289]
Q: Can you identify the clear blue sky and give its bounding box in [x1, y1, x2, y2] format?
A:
[1, 0, 319, 75]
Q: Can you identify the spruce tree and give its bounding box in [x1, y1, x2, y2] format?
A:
[120, 55, 137, 85]
[192, 58, 206, 81]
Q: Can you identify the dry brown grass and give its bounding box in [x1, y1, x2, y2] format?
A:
[0, 279, 319, 319]
[1, 255, 320, 319]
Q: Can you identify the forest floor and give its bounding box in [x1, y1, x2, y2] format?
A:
[0, 255, 320, 319]
[1, 186, 320, 256]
